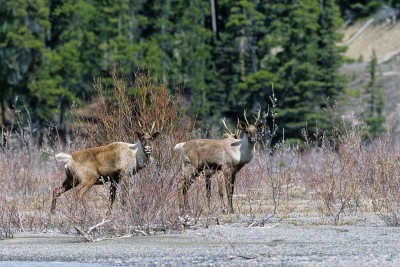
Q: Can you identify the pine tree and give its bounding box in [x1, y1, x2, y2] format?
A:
[260, 0, 346, 143]
[0, 0, 56, 141]
[233, 0, 283, 114]
[0, 1, 15, 124]
[314, 0, 346, 127]
[212, 0, 268, 119]
[50, 0, 102, 90]
[133, 0, 176, 82]
[364, 50, 385, 138]
[227, 0, 269, 112]
[336, 0, 383, 19]
[209, 0, 239, 119]
[172, 0, 218, 121]
[96, 0, 147, 76]
[272, 0, 322, 142]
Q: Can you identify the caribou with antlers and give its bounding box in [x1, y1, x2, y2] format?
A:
[174, 110, 264, 214]
[222, 117, 242, 139]
[51, 122, 160, 213]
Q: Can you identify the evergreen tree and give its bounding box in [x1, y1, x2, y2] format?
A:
[0, 0, 357, 145]
[211, 0, 239, 118]
[0, 0, 57, 141]
[336, 0, 383, 19]
[364, 50, 385, 138]
[135, 0, 176, 82]
[50, 0, 102, 92]
[45, 0, 103, 140]
[172, 0, 218, 120]
[259, 0, 346, 143]
[314, 0, 346, 126]
[227, 0, 270, 112]
[0, 1, 15, 124]
[96, 0, 147, 77]
[212, 0, 268, 119]
[233, 0, 283, 114]
[272, 0, 322, 142]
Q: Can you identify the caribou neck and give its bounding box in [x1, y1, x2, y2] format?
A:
[238, 134, 256, 164]
[135, 140, 151, 169]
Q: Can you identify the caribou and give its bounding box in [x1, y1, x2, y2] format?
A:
[174, 111, 264, 214]
[50, 123, 160, 213]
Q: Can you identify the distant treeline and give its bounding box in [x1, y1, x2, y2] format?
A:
[0, 0, 397, 143]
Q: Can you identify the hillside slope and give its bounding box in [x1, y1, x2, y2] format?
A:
[343, 19, 400, 63]
[341, 17, 400, 139]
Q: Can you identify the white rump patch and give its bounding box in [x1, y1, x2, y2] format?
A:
[173, 142, 186, 151]
[55, 152, 72, 167]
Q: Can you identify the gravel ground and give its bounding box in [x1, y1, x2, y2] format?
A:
[1, 219, 400, 266]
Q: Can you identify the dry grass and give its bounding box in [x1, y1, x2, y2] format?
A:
[1, 125, 400, 239]
[2, 70, 400, 240]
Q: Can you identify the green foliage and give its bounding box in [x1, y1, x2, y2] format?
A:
[364, 50, 386, 138]
[171, 0, 217, 120]
[0, 0, 371, 144]
[0, 0, 56, 137]
[265, 0, 346, 143]
[336, 0, 384, 18]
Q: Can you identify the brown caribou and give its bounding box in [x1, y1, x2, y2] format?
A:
[51, 123, 160, 213]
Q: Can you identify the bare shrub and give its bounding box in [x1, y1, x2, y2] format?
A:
[363, 136, 400, 226]
[73, 66, 191, 146]
[228, 91, 296, 226]
[0, 198, 16, 239]
[8, 68, 400, 239]
[297, 113, 400, 226]
[248, 90, 291, 225]
[49, 66, 195, 236]
[301, 121, 366, 225]
[0, 139, 61, 235]
[125, 171, 180, 232]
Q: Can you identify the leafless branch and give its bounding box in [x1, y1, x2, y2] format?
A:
[74, 226, 94, 242]
[88, 219, 111, 234]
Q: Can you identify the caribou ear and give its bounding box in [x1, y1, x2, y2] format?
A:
[238, 121, 247, 130]
[256, 121, 264, 131]
[223, 132, 230, 138]
[151, 132, 160, 140]
[134, 131, 143, 139]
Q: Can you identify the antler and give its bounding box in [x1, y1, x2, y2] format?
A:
[138, 120, 156, 133]
[243, 109, 250, 126]
[234, 118, 242, 138]
[221, 117, 234, 136]
[253, 108, 261, 125]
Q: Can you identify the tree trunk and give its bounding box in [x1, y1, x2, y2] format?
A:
[210, 0, 217, 42]
[239, 35, 246, 81]
[0, 98, 5, 125]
